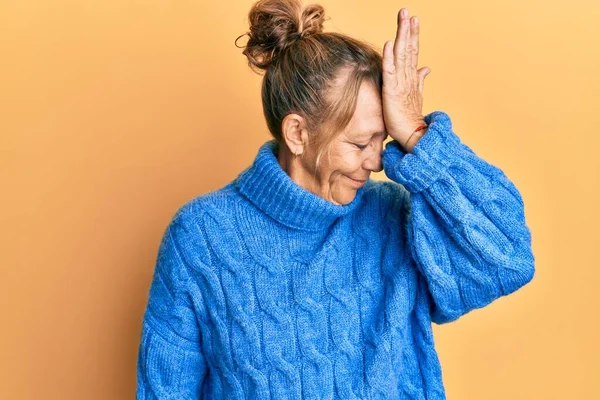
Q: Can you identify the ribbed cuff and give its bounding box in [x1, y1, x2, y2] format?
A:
[381, 111, 462, 193]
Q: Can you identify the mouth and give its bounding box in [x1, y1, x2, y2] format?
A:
[346, 175, 367, 185]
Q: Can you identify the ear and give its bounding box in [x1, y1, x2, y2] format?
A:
[281, 113, 309, 154]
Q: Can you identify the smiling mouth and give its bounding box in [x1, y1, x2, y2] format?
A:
[347, 176, 367, 184]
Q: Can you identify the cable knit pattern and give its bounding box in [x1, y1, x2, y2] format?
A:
[136, 110, 536, 399]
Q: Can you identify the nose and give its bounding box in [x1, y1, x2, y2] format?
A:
[363, 141, 383, 173]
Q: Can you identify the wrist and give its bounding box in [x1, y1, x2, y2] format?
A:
[403, 130, 426, 153]
[403, 121, 429, 153]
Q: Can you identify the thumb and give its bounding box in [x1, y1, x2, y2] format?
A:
[418, 67, 431, 93]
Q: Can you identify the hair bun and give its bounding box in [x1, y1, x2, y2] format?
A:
[237, 0, 326, 71]
[298, 4, 325, 37]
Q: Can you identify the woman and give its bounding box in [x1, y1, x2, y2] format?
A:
[136, 0, 535, 398]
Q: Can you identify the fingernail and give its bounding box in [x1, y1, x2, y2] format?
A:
[402, 9, 408, 17]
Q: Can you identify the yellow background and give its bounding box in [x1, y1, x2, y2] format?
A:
[1, 0, 599, 398]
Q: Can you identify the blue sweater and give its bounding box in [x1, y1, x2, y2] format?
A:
[136, 111, 535, 399]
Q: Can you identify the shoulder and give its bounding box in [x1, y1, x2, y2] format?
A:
[160, 182, 239, 252]
[169, 181, 248, 263]
[174, 181, 241, 226]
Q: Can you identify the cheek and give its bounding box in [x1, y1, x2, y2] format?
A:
[327, 147, 362, 175]
[329, 159, 354, 174]
[340, 153, 363, 171]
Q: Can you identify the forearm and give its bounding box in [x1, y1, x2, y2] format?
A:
[382, 111, 535, 323]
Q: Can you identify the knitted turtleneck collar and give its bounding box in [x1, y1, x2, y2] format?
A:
[234, 139, 366, 231]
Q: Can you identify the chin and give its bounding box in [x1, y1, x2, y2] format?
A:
[332, 190, 357, 205]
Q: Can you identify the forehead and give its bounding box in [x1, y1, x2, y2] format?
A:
[345, 82, 385, 137]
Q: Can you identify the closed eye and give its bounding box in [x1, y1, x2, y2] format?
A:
[354, 143, 369, 150]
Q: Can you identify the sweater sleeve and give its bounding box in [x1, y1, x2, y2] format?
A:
[381, 111, 536, 324]
[137, 210, 208, 399]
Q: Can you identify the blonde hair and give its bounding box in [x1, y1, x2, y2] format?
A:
[236, 0, 383, 170]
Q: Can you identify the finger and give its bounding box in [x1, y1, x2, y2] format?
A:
[382, 40, 398, 89]
[410, 16, 419, 72]
[393, 8, 410, 73]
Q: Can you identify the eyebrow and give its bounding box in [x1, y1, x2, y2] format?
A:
[357, 131, 387, 139]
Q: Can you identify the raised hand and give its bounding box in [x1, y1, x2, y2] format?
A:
[382, 8, 431, 152]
